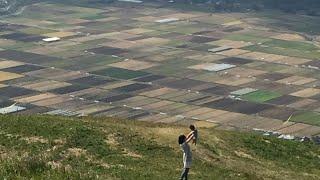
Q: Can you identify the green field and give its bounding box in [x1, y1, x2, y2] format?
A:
[0, 115, 319, 179]
[292, 112, 320, 126]
[225, 34, 272, 43]
[263, 39, 319, 51]
[145, 58, 198, 77]
[92, 67, 149, 80]
[82, 14, 107, 20]
[241, 90, 282, 103]
[243, 45, 320, 59]
[252, 11, 320, 35]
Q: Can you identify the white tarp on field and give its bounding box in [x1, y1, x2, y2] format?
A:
[42, 37, 60, 42]
[202, 63, 236, 72]
[118, 0, 143, 3]
[0, 104, 26, 114]
[155, 18, 179, 23]
[231, 88, 257, 96]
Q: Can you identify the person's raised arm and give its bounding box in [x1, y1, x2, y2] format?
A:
[187, 131, 193, 139]
[185, 133, 194, 143]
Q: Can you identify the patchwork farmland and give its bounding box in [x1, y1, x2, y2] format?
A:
[0, 1, 320, 137]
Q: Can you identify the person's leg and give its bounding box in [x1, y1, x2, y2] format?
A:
[184, 168, 189, 180]
[180, 168, 187, 180]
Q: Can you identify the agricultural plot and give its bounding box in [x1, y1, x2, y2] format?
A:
[241, 90, 282, 103]
[0, 1, 319, 137]
[91, 67, 150, 80]
[291, 112, 320, 126]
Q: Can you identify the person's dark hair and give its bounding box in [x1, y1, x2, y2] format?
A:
[178, 135, 186, 144]
[189, 125, 195, 130]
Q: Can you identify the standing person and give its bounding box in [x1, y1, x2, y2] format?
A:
[187, 125, 198, 145]
[178, 134, 194, 180]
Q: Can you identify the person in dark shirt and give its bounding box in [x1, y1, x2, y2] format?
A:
[187, 125, 198, 145]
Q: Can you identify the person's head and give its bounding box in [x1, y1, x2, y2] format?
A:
[178, 135, 186, 144]
[189, 125, 196, 131]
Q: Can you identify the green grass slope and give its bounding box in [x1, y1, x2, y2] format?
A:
[0, 115, 319, 179]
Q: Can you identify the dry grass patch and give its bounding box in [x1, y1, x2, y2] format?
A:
[0, 60, 24, 69]
[215, 76, 255, 86]
[141, 100, 175, 110]
[194, 120, 218, 128]
[185, 54, 224, 62]
[0, 71, 24, 82]
[290, 88, 320, 97]
[161, 12, 202, 19]
[234, 150, 254, 159]
[288, 99, 318, 108]
[123, 28, 154, 34]
[44, 31, 77, 38]
[22, 136, 48, 144]
[134, 37, 170, 46]
[271, 33, 305, 41]
[27, 46, 65, 55]
[103, 32, 140, 40]
[217, 49, 250, 56]
[207, 39, 253, 49]
[66, 148, 87, 157]
[65, 18, 91, 24]
[95, 17, 120, 22]
[102, 40, 138, 49]
[32, 96, 70, 107]
[276, 56, 312, 65]
[100, 81, 134, 90]
[76, 104, 113, 116]
[277, 76, 317, 85]
[133, 16, 159, 22]
[278, 123, 311, 134]
[14, 93, 57, 103]
[109, 59, 158, 70]
[22, 80, 71, 91]
[222, 67, 266, 77]
[222, 20, 243, 26]
[238, 51, 277, 61]
[140, 87, 177, 97]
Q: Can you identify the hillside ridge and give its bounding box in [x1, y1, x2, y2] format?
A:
[0, 115, 319, 179]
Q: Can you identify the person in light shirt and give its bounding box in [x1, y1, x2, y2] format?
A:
[178, 133, 194, 180]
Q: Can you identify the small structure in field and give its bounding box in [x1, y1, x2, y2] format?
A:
[155, 18, 179, 23]
[118, 0, 143, 3]
[42, 37, 61, 42]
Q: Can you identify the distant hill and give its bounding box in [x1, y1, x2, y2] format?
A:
[167, 0, 320, 15]
[0, 115, 319, 179]
[0, 0, 111, 15]
[1, 0, 320, 16]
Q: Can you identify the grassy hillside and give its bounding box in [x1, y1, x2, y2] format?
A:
[0, 115, 319, 179]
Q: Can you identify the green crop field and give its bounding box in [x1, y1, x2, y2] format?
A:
[263, 39, 319, 51]
[292, 112, 320, 126]
[243, 45, 320, 59]
[241, 90, 282, 103]
[225, 34, 272, 43]
[92, 67, 149, 80]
